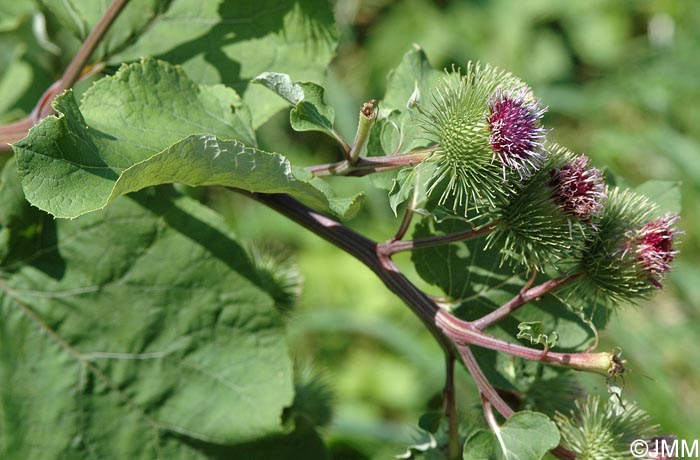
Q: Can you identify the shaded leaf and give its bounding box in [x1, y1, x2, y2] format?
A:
[38, 0, 168, 60]
[396, 429, 438, 459]
[383, 44, 442, 113]
[109, 0, 338, 128]
[0, 14, 54, 121]
[388, 162, 435, 216]
[0, 160, 296, 458]
[0, 0, 36, 32]
[175, 418, 328, 460]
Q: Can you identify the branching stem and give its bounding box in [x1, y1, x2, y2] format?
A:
[379, 222, 497, 256]
[438, 310, 613, 374]
[239, 191, 615, 378]
[472, 272, 583, 330]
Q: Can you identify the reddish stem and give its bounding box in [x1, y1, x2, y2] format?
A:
[0, 0, 129, 151]
[380, 222, 497, 256]
[472, 272, 583, 330]
[438, 310, 614, 374]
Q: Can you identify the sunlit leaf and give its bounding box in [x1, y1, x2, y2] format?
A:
[14, 60, 361, 219]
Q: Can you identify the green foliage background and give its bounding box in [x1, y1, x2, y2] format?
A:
[1, 0, 698, 458]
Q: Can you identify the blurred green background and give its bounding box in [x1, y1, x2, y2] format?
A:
[222, 1, 700, 457]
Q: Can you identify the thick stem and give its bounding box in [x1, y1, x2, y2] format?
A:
[240, 191, 619, 378]
[379, 222, 496, 256]
[459, 346, 514, 418]
[444, 354, 461, 460]
[472, 272, 583, 330]
[438, 311, 614, 375]
[239, 190, 453, 353]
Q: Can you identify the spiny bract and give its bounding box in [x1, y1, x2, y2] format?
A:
[421, 62, 546, 213]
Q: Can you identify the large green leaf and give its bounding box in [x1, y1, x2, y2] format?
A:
[13, 59, 361, 219]
[109, 0, 338, 128]
[175, 418, 328, 460]
[0, 160, 299, 458]
[463, 412, 560, 460]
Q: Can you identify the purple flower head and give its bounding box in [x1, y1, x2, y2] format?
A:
[487, 87, 547, 179]
[632, 213, 680, 286]
[550, 155, 606, 221]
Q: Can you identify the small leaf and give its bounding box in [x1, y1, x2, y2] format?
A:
[254, 72, 338, 139]
[418, 411, 443, 434]
[383, 45, 442, 113]
[516, 322, 559, 348]
[388, 162, 437, 215]
[367, 46, 441, 191]
[497, 412, 560, 460]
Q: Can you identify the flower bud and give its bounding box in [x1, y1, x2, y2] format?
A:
[628, 213, 680, 287]
[487, 87, 547, 179]
[550, 155, 606, 221]
[421, 63, 534, 213]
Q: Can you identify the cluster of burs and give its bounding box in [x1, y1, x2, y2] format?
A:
[415, 62, 679, 307]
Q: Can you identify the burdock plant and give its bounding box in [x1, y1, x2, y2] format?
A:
[0, 3, 683, 459]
